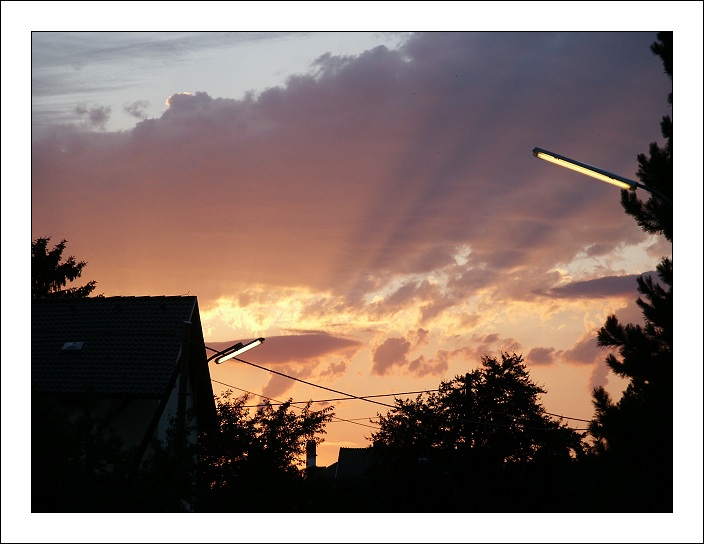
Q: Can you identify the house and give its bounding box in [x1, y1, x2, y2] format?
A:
[334, 447, 375, 479]
[31, 295, 218, 490]
[305, 446, 376, 481]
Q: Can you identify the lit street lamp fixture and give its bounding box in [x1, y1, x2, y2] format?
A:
[207, 337, 266, 364]
[532, 147, 672, 205]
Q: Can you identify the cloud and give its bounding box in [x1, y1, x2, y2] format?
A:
[371, 334, 449, 378]
[124, 100, 150, 119]
[372, 331, 523, 378]
[318, 359, 348, 379]
[165, 91, 210, 110]
[612, 298, 647, 327]
[562, 332, 602, 365]
[74, 103, 111, 129]
[537, 272, 657, 300]
[372, 337, 448, 378]
[372, 337, 411, 376]
[211, 333, 361, 401]
[527, 346, 557, 366]
[460, 334, 523, 362]
[589, 361, 611, 390]
[260, 371, 301, 401]
[411, 328, 429, 348]
[407, 354, 449, 378]
[209, 333, 361, 367]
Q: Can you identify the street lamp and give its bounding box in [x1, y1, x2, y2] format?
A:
[207, 337, 265, 364]
[532, 147, 672, 205]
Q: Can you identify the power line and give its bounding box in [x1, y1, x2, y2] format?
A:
[245, 391, 591, 424]
[204, 342, 593, 424]
[544, 412, 592, 423]
[329, 417, 380, 422]
[228, 355, 590, 433]
[241, 390, 592, 424]
[229, 355, 398, 410]
[242, 389, 439, 408]
[210, 378, 378, 430]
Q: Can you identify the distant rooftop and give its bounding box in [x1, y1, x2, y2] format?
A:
[336, 447, 374, 479]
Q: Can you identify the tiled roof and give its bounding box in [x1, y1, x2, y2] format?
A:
[336, 447, 374, 479]
[32, 296, 200, 397]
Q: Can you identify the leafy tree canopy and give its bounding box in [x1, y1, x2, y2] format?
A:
[31, 236, 99, 298]
[371, 352, 584, 466]
[31, 390, 131, 512]
[196, 391, 334, 510]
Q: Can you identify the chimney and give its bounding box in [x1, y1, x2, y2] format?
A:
[306, 439, 316, 469]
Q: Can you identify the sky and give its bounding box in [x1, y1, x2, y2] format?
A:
[4, 2, 704, 542]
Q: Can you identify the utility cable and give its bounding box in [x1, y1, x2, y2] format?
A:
[229, 355, 589, 432]
[210, 378, 378, 430]
[228, 355, 398, 410]
[242, 389, 439, 408]
[243, 391, 591, 424]
[204, 342, 592, 424]
[544, 412, 592, 423]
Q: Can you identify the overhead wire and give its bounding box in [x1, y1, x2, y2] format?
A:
[241, 391, 592, 424]
[544, 412, 592, 423]
[203, 342, 591, 431]
[210, 378, 378, 430]
[225, 354, 591, 432]
[241, 389, 440, 408]
[226, 354, 398, 409]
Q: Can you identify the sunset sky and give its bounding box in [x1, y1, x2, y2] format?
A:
[5, 2, 704, 541]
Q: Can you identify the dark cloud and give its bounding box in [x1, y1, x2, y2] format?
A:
[318, 359, 348, 379]
[210, 333, 361, 400]
[537, 272, 657, 300]
[411, 328, 429, 348]
[74, 103, 111, 129]
[419, 295, 457, 324]
[372, 337, 411, 376]
[562, 333, 602, 365]
[527, 346, 557, 366]
[209, 333, 361, 366]
[372, 335, 451, 378]
[464, 334, 523, 362]
[124, 100, 150, 119]
[407, 355, 449, 378]
[372, 331, 525, 379]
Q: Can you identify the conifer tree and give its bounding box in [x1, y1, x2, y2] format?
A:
[31, 236, 98, 298]
[588, 31, 673, 512]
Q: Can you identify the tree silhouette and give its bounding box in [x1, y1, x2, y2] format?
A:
[31, 390, 131, 512]
[367, 353, 585, 511]
[621, 32, 673, 242]
[587, 31, 673, 512]
[31, 236, 99, 298]
[195, 391, 334, 511]
[373, 352, 584, 463]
